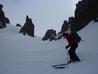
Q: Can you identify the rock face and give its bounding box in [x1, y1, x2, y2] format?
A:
[61, 0, 98, 32]
[19, 15, 35, 37]
[59, 20, 68, 34]
[0, 4, 10, 29]
[42, 29, 57, 41]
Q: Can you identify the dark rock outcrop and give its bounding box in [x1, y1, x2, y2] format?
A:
[60, 0, 98, 32]
[19, 15, 35, 37]
[72, 0, 98, 31]
[0, 4, 10, 29]
[42, 29, 57, 41]
[59, 20, 68, 34]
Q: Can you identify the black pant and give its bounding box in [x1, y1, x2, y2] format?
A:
[68, 43, 80, 61]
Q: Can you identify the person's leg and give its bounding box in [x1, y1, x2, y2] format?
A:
[68, 43, 80, 62]
[68, 46, 75, 62]
[72, 43, 80, 61]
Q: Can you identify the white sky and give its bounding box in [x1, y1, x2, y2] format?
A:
[1, 0, 80, 37]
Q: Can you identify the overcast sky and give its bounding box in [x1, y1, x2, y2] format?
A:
[1, 0, 80, 37]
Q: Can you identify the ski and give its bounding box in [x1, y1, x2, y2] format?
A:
[52, 61, 80, 69]
[52, 63, 68, 67]
[53, 65, 66, 69]
[52, 63, 68, 69]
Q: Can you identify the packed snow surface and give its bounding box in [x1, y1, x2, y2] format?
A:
[0, 21, 98, 74]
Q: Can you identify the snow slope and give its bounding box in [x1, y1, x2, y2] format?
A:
[0, 21, 98, 74]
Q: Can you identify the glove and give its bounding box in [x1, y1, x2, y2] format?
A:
[65, 45, 69, 49]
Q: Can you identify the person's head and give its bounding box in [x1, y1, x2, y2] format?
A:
[65, 24, 71, 34]
[0, 4, 3, 9]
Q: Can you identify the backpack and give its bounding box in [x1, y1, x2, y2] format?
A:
[71, 30, 81, 43]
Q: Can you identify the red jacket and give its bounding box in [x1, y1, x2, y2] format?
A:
[63, 33, 74, 46]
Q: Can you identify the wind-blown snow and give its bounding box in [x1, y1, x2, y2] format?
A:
[0, 21, 98, 74]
